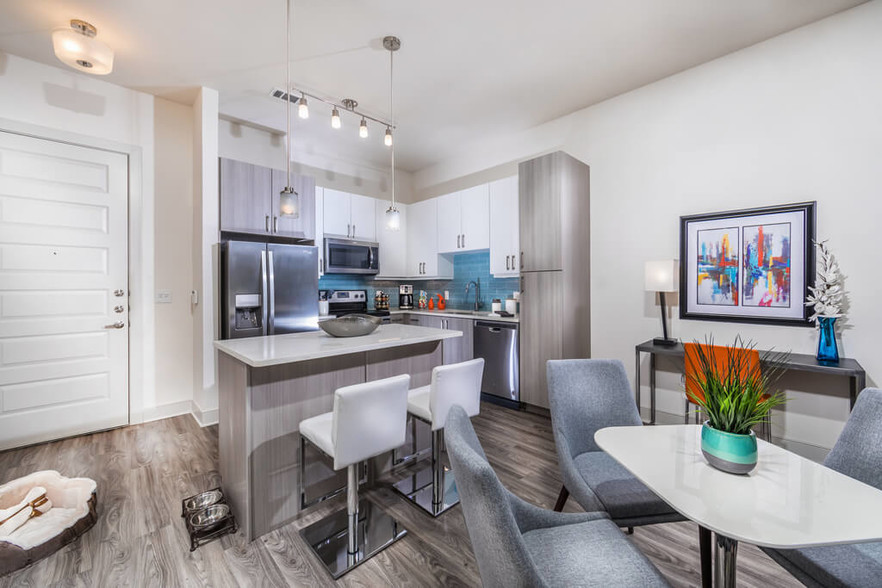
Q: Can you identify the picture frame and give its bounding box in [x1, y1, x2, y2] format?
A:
[679, 201, 816, 326]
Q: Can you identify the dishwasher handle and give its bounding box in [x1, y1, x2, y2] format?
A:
[475, 321, 516, 331]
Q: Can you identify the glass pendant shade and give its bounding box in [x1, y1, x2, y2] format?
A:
[385, 206, 400, 231]
[52, 25, 114, 75]
[279, 187, 300, 219]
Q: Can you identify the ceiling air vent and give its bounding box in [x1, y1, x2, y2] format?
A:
[269, 88, 298, 103]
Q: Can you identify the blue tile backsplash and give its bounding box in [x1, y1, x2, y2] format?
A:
[318, 250, 520, 311]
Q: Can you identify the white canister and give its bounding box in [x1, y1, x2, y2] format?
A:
[491, 299, 502, 313]
[319, 300, 330, 316]
[505, 298, 517, 315]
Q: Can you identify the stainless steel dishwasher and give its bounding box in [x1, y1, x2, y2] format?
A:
[474, 321, 519, 404]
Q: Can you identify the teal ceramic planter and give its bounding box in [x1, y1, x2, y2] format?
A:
[701, 422, 758, 475]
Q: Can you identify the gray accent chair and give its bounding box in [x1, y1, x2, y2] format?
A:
[547, 359, 685, 527]
[761, 388, 882, 588]
[444, 405, 670, 588]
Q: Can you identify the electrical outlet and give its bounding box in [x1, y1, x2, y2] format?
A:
[155, 290, 172, 304]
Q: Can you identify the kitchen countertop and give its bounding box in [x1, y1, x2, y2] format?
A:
[214, 323, 462, 367]
[389, 309, 519, 323]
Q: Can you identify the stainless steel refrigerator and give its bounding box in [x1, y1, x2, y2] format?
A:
[222, 241, 319, 339]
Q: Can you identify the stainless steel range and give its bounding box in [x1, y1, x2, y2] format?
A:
[322, 289, 391, 323]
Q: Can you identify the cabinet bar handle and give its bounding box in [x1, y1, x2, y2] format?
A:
[347, 223, 351, 237]
[352, 224, 356, 237]
[505, 255, 510, 270]
[520, 251, 524, 269]
[457, 235, 460, 248]
[273, 216, 278, 233]
[266, 215, 270, 232]
[461, 234, 465, 248]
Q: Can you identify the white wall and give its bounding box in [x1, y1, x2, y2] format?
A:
[0, 51, 157, 424]
[218, 118, 415, 203]
[153, 97, 195, 418]
[413, 1, 882, 448]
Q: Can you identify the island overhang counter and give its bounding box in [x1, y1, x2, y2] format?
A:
[214, 323, 462, 540]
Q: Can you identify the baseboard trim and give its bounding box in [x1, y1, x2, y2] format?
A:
[141, 400, 193, 423]
[190, 401, 219, 427]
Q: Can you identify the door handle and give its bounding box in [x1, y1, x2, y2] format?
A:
[104, 321, 125, 329]
[273, 216, 278, 233]
[114, 305, 125, 313]
[266, 215, 270, 232]
[114, 289, 126, 297]
[267, 250, 276, 335]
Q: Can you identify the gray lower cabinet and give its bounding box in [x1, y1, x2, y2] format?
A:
[219, 157, 316, 239]
[400, 314, 474, 365]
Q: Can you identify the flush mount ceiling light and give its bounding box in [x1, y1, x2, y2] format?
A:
[52, 19, 114, 75]
[384, 35, 401, 231]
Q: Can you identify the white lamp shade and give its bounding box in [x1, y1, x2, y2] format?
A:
[645, 260, 679, 292]
[52, 28, 114, 75]
[385, 206, 400, 231]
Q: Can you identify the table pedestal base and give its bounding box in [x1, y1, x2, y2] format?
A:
[714, 533, 738, 588]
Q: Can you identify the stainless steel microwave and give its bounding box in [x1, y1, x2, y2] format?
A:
[324, 238, 380, 275]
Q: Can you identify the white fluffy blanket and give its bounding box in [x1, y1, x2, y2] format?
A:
[0, 471, 96, 550]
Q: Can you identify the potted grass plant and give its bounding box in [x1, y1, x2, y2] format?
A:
[685, 337, 788, 474]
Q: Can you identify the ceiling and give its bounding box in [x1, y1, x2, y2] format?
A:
[0, 0, 866, 173]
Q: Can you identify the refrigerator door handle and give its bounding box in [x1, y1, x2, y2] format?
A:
[267, 250, 276, 334]
[260, 250, 269, 336]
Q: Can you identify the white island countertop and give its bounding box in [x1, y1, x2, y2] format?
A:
[214, 323, 462, 368]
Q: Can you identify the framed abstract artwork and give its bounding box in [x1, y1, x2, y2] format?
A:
[679, 202, 816, 326]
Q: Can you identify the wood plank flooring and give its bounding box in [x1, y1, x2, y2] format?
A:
[0, 403, 801, 587]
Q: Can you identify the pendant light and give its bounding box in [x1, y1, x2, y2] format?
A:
[279, 0, 299, 219]
[384, 36, 401, 231]
[52, 19, 114, 75]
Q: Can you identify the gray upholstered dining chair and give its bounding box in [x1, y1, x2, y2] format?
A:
[547, 359, 713, 584]
[547, 359, 685, 527]
[444, 405, 670, 588]
[761, 387, 882, 588]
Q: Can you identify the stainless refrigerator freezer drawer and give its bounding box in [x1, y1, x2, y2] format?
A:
[474, 321, 519, 402]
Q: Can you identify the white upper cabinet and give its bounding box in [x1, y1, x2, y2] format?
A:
[349, 194, 377, 242]
[459, 184, 490, 251]
[375, 198, 408, 278]
[436, 185, 489, 254]
[322, 189, 377, 241]
[489, 176, 519, 277]
[407, 199, 452, 279]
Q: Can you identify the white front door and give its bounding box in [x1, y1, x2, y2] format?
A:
[0, 131, 129, 450]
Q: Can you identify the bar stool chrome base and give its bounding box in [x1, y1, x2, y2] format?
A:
[392, 428, 460, 517]
[393, 464, 460, 517]
[299, 498, 407, 579]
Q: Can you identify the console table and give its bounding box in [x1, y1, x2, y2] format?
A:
[635, 339, 867, 425]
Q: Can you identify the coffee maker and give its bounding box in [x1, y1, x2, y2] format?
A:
[398, 284, 414, 310]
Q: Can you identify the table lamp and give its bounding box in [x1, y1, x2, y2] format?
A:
[645, 260, 679, 347]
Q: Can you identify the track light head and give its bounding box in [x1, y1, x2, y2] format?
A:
[385, 127, 393, 147]
[298, 95, 309, 119]
[359, 118, 369, 138]
[331, 107, 341, 129]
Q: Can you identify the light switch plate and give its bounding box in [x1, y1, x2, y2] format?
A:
[155, 290, 172, 304]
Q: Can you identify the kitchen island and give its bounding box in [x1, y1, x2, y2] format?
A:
[214, 323, 462, 540]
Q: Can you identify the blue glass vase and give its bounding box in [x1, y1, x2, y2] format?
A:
[816, 316, 839, 364]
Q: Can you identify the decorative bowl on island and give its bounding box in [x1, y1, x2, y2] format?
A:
[319, 314, 383, 338]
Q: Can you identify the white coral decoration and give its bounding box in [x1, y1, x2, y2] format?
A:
[805, 240, 843, 322]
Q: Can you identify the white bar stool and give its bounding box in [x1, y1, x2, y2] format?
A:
[393, 358, 484, 517]
[298, 374, 410, 579]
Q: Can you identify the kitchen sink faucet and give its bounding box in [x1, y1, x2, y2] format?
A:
[465, 278, 482, 311]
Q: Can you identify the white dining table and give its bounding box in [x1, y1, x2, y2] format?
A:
[595, 424, 882, 588]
